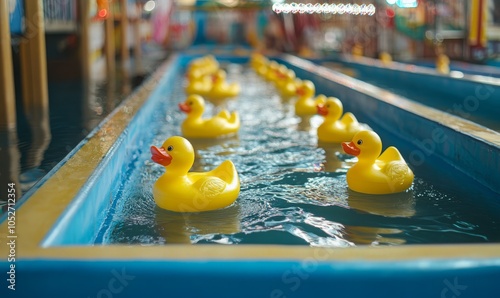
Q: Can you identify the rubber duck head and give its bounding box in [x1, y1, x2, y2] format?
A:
[276, 65, 288, 77]
[268, 61, 279, 72]
[186, 68, 204, 80]
[317, 97, 343, 119]
[342, 130, 382, 161]
[151, 136, 194, 173]
[284, 69, 296, 81]
[296, 80, 315, 97]
[379, 52, 392, 63]
[213, 69, 227, 83]
[179, 95, 205, 118]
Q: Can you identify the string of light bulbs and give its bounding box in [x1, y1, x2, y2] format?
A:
[272, 3, 376, 15]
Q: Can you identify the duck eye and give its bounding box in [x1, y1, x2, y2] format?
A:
[188, 101, 192, 105]
[326, 104, 330, 108]
[167, 145, 174, 151]
[357, 140, 363, 145]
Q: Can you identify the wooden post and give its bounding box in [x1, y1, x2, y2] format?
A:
[105, 8, 116, 112]
[0, 1, 21, 198]
[133, 3, 143, 73]
[19, 0, 51, 171]
[105, 5, 116, 79]
[19, 0, 49, 119]
[0, 0, 17, 130]
[120, 0, 129, 63]
[79, 0, 90, 82]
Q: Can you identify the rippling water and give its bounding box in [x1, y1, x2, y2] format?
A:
[96, 62, 500, 247]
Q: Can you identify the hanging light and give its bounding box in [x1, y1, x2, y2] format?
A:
[144, 0, 156, 12]
[95, 0, 110, 19]
[272, 3, 376, 16]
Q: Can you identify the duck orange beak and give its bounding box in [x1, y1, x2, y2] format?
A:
[150, 146, 172, 166]
[342, 141, 360, 156]
[317, 104, 328, 116]
[178, 103, 191, 113]
[296, 87, 304, 96]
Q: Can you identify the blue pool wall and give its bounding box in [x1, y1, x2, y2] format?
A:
[3, 259, 499, 298]
[321, 56, 500, 123]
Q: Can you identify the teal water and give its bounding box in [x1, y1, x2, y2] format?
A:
[96, 63, 500, 247]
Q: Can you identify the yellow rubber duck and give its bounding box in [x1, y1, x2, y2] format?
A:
[185, 74, 213, 97]
[352, 43, 364, 59]
[316, 97, 365, 143]
[207, 70, 240, 100]
[436, 54, 450, 74]
[186, 55, 219, 80]
[276, 69, 299, 98]
[150, 136, 240, 212]
[178, 95, 240, 138]
[250, 53, 268, 71]
[272, 65, 288, 86]
[264, 61, 280, 81]
[379, 51, 392, 65]
[342, 130, 414, 194]
[256, 59, 271, 77]
[188, 55, 219, 72]
[295, 80, 321, 115]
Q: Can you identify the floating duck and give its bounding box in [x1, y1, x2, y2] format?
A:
[295, 80, 322, 115]
[276, 69, 299, 98]
[150, 136, 240, 212]
[272, 65, 288, 86]
[178, 94, 240, 138]
[264, 61, 280, 81]
[298, 46, 314, 58]
[250, 53, 268, 71]
[188, 55, 219, 72]
[207, 70, 240, 100]
[186, 55, 219, 80]
[256, 59, 271, 77]
[379, 51, 392, 65]
[316, 97, 366, 143]
[188, 55, 215, 68]
[185, 74, 213, 97]
[436, 54, 450, 74]
[352, 43, 364, 59]
[342, 130, 414, 194]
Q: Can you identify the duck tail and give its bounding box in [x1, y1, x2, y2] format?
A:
[381, 146, 404, 161]
[216, 160, 238, 184]
[217, 110, 231, 120]
[341, 112, 357, 125]
[229, 112, 240, 127]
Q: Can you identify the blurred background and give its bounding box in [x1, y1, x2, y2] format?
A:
[1, 0, 499, 209]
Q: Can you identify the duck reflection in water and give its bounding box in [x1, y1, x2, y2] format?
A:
[18, 104, 52, 192]
[0, 129, 21, 212]
[347, 188, 416, 218]
[154, 204, 241, 244]
[344, 189, 415, 245]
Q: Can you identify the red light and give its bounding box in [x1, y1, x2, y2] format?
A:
[98, 9, 108, 18]
[386, 8, 395, 18]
